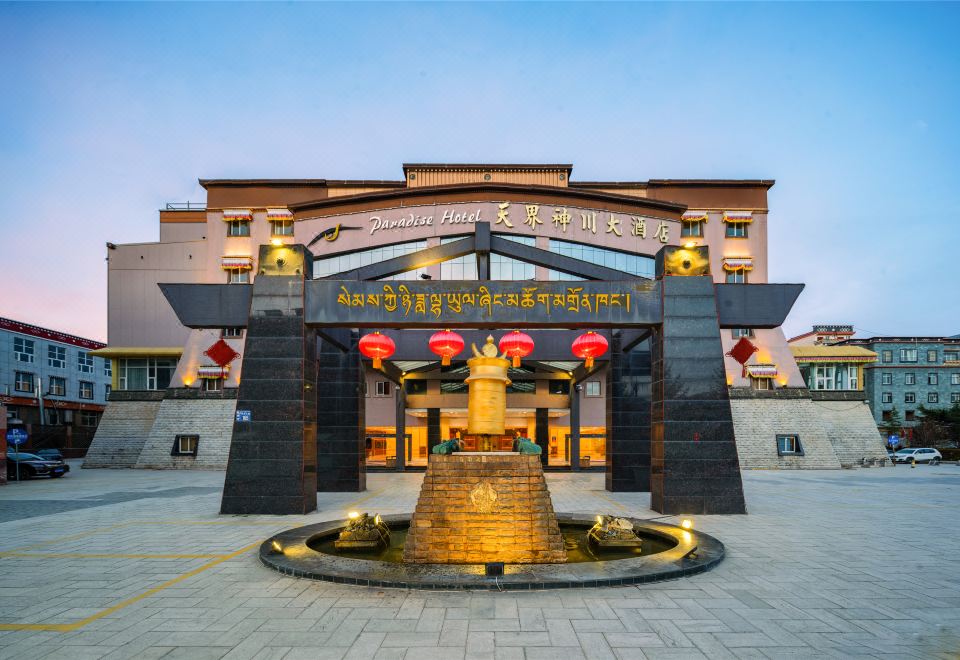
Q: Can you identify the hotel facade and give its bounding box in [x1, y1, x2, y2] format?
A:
[85, 163, 887, 475]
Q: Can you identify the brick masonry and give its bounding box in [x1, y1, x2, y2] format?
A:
[813, 399, 889, 466]
[83, 398, 162, 468]
[135, 397, 238, 469]
[403, 453, 567, 564]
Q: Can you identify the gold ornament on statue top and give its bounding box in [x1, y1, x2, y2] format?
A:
[465, 336, 511, 436]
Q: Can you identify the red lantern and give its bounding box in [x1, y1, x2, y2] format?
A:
[499, 330, 534, 368]
[428, 329, 464, 366]
[359, 331, 395, 369]
[571, 331, 608, 368]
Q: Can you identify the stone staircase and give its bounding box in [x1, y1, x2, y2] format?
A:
[136, 398, 236, 469]
[814, 399, 889, 467]
[731, 398, 842, 469]
[83, 399, 161, 468]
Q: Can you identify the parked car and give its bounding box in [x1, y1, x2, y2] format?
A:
[891, 448, 942, 465]
[34, 449, 64, 461]
[5, 452, 70, 480]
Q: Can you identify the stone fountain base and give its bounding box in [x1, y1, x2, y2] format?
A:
[403, 452, 567, 564]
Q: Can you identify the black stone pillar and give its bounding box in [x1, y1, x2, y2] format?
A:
[535, 408, 549, 466]
[651, 275, 746, 514]
[569, 389, 581, 471]
[606, 336, 652, 491]
[427, 408, 441, 454]
[316, 335, 365, 492]
[395, 387, 406, 471]
[221, 245, 317, 515]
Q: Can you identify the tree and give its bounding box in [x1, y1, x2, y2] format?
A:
[915, 403, 960, 447]
[879, 406, 903, 445]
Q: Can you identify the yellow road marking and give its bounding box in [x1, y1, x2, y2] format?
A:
[0, 540, 261, 632]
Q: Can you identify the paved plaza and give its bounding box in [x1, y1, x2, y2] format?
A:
[0, 464, 958, 659]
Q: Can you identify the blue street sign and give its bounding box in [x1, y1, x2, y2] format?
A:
[888, 434, 900, 446]
[235, 410, 252, 423]
[5, 428, 28, 446]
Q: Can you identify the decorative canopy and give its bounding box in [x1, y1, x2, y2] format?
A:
[745, 363, 777, 378]
[722, 257, 754, 272]
[681, 210, 709, 223]
[220, 256, 254, 271]
[722, 211, 753, 224]
[222, 209, 253, 222]
[197, 365, 229, 379]
[266, 208, 293, 221]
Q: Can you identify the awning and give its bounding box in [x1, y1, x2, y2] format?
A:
[722, 257, 754, 272]
[221, 256, 254, 271]
[723, 211, 753, 224]
[222, 209, 253, 222]
[266, 208, 293, 220]
[197, 365, 229, 379]
[682, 210, 709, 223]
[745, 363, 777, 378]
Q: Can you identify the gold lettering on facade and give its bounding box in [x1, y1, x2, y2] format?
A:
[524, 205, 542, 231]
[606, 213, 622, 237]
[496, 202, 513, 228]
[581, 212, 597, 234]
[654, 221, 669, 243]
[631, 216, 646, 238]
[552, 208, 570, 233]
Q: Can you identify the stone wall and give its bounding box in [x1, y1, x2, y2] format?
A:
[83, 397, 162, 468]
[813, 399, 888, 467]
[730, 399, 841, 470]
[404, 453, 566, 564]
[135, 398, 238, 469]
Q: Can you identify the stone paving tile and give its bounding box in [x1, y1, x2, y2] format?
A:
[1, 465, 959, 658]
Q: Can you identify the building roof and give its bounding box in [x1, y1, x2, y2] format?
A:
[841, 337, 960, 345]
[790, 345, 877, 362]
[0, 317, 105, 350]
[402, 163, 574, 175]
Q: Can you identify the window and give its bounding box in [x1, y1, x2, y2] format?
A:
[314, 240, 428, 279]
[13, 337, 34, 363]
[905, 392, 916, 404]
[927, 350, 938, 363]
[725, 270, 748, 284]
[222, 327, 244, 338]
[79, 381, 93, 399]
[732, 328, 754, 338]
[681, 220, 703, 237]
[881, 392, 893, 403]
[48, 345, 66, 368]
[15, 371, 34, 393]
[776, 434, 803, 456]
[882, 350, 892, 363]
[905, 411, 915, 422]
[585, 381, 601, 397]
[549, 380, 570, 395]
[79, 411, 99, 427]
[928, 373, 938, 385]
[928, 392, 939, 404]
[751, 377, 771, 391]
[202, 378, 222, 392]
[547, 239, 655, 280]
[945, 350, 959, 362]
[881, 373, 892, 385]
[104, 359, 112, 377]
[952, 393, 960, 403]
[375, 381, 391, 397]
[270, 220, 293, 236]
[814, 365, 835, 391]
[882, 410, 892, 421]
[848, 369, 858, 390]
[726, 223, 748, 238]
[227, 220, 250, 237]
[404, 379, 427, 395]
[952, 374, 960, 385]
[118, 357, 177, 391]
[227, 269, 250, 284]
[905, 373, 916, 385]
[46, 409, 62, 425]
[49, 376, 66, 396]
[105, 384, 112, 399]
[900, 348, 918, 363]
[507, 380, 536, 394]
[173, 434, 199, 456]
[78, 351, 94, 373]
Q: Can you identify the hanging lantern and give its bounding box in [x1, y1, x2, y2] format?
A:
[571, 331, 608, 369]
[359, 331, 395, 370]
[428, 329, 464, 366]
[498, 330, 534, 368]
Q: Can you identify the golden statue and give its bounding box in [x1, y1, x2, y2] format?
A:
[465, 336, 511, 438]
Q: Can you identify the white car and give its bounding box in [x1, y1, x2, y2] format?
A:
[892, 448, 942, 465]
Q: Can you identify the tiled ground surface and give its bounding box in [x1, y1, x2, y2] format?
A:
[0, 462, 958, 659]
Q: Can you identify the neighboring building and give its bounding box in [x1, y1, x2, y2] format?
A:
[0, 317, 110, 454]
[838, 336, 960, 437]
[85, 163, 884, 473]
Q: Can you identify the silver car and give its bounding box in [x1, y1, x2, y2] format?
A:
[892, 448, 942, 465]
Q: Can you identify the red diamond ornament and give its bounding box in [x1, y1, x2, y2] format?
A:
[204, 339, 240, 367]
[726, 337, 758, 365]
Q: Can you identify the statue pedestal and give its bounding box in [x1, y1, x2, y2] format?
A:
[403, 453, 567, 564]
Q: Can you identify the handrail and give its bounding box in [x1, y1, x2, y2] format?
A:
[164, 202, 206, 210]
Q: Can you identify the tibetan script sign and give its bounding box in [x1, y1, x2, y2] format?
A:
[304, 280, 661, 328]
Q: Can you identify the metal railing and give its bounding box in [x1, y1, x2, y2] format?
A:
[164, 202, 206, 210]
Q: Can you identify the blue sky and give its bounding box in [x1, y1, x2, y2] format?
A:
[1, 2, 958, 341]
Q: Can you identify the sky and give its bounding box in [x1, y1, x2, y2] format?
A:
[1, 2, 958, 342]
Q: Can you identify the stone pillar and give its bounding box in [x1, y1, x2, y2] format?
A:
[394, 386, 406, 472]
[427, 408, 441, 454]
[316, 336, 365, 492]
[606, 335, 652, 491]
[569, 389, 581, 471]
[221, 245, 318, 514]
[535, 408, 549, 466]
[650, 276, 746, 514]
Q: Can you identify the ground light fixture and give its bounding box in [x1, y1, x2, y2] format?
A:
[680, 519, 693, 530]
